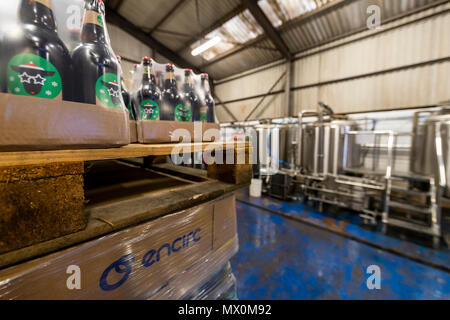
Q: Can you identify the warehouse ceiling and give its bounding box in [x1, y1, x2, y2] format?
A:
[106, 0, 447, 80]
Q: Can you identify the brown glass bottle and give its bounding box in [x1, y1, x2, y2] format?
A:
[71, 0, 122, 108]
[201, 73, 216, 123]
[136, 57, 161, 121]
[3, 0, 73, 100]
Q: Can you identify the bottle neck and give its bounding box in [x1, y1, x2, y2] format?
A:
[81, 10, 107, 43]
[165, 72, 176, 89]
[184, 76, 194, 90]
[19, 0, 57, 32]
[142, 65, 156, 84]
[201, 79, 211, 94]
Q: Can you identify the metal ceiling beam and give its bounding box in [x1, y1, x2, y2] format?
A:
[106, 7, 202, 73]
[177, 5, 246, 53]
[149, 0, 189, 35]
[241, 0, 291, 60]
[200, 35, 264, 69]
[201, 0, 360, 68]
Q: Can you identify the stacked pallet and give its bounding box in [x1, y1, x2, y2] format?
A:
[0, 142, 251, 299]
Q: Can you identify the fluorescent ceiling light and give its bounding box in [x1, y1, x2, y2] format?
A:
[191, 37, 221, 56]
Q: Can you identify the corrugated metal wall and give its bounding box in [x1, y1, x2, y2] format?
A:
[107, 23, 153, 79]
[214, 3, 450, 122]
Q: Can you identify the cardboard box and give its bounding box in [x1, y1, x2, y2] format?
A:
[129, 120, 138, 143]
[137, 120, 220, 144]
[0, 93, 130, 151]
[0, 194, 237, 299]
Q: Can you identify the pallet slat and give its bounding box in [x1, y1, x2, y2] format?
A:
[0, 142, 249, 167]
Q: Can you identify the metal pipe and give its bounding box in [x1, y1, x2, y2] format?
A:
[334, 178, 385, 190]
[323, 125, 330, 175]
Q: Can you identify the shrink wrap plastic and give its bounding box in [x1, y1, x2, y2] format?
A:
[0, 0, 130, 150]
[131, 58, 220, 143]
[0, 194, 238, 300]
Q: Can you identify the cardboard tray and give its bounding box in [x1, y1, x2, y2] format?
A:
[0, 93, 130, 151]
[129, 120, 138, 143]
[137, 120, 220, 144]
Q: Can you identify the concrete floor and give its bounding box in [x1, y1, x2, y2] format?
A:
[230, 190, 450, 300]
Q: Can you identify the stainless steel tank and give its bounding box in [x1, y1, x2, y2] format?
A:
[299, 118, 357, 176]
[279, 124, 299, 172]
[410, 110, 450, 196]
[326, 120, 358, 176]
[300, 121, 324, 176]
[256, 123, 299, 175]
[256, 124, 276, 176]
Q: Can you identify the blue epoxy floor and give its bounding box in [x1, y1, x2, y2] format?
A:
[230, 191, 450, 300]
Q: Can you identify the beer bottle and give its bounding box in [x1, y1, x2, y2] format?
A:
[136, 57, 161, 121]
[183, 69, 200, 122]
[72, 0, 123, 108]
[116, 55, 135, 120]
[201, 73, 215, 123]
[4, 0, 73, 101]
[161, 63, 187, 121]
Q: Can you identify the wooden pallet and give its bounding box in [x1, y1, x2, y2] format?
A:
[0, 141, 252, 267]
[0, 141, 248, 166]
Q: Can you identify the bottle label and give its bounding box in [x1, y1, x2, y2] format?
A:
[175, 104, 192, 122]
[140, 100, 160, 120]
[34, 0, 52, 8]
[84, 10, 104, 27]
[96, 73, 123, 108]
[7, 53, 62, 99]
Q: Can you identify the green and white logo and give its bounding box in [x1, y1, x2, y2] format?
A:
[96, 73, 122, 108]
[175, 104, 192, 122]
[140, 99, 159, 120]
[97, 15, 104, 26]
[7, 53, 62, 99]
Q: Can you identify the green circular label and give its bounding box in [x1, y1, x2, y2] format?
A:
[175, 104, 192, 122]
[7, 53, 62, 99]
[200, 113, 207, 121]
[96, 73, 122, 108]
[140, 99, 159, 120]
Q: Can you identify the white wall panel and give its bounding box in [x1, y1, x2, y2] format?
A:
[292, 61, 450, 114]
[107, 23, 153, 79]
[293, 10, 450, 87]
[216, 93, 285, 122]
[214, 9, 450, 122]
[215, 63, 287, 102]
